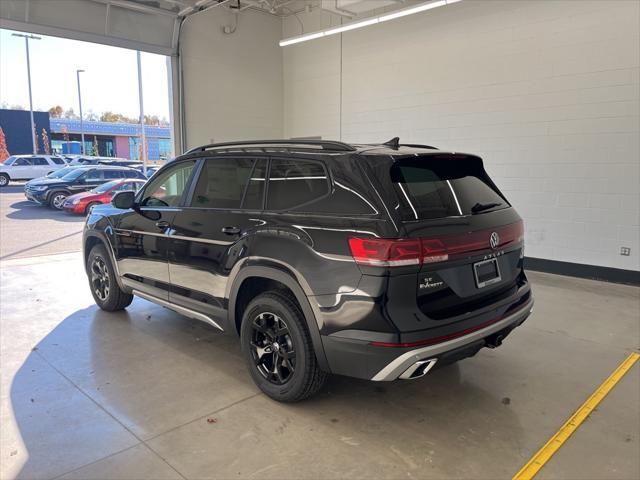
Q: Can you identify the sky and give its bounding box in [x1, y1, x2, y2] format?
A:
[0, 28, 171, 121]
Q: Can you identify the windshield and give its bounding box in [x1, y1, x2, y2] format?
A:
[3, 156, 17, 166]
[47, 167, 74, 178]
[91, 180, 120, 193]
[61, 169, 87, 181]
[389, 155, 508, 221]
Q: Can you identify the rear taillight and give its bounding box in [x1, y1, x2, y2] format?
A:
[348, 238, 421, 267]
[349, 221, 524, 267]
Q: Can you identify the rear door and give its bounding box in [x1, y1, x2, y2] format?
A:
[31, 157, 51, 177]
[113, 160, 197, 300]
[167, 156, 268, 328]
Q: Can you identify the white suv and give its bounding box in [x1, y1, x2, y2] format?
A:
[0, 155, 67, 186]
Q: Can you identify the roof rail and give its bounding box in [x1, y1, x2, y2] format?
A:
[185, 139, 356, 155]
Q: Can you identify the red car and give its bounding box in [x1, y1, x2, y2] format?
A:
[63, 179, 146, 214]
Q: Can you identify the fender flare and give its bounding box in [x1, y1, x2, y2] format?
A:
[228, 265, 330, 372]
[83, 228, 127, 291]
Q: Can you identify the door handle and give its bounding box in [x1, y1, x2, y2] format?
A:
[156, 220, 170, 229]
[221, 226, 241, 235]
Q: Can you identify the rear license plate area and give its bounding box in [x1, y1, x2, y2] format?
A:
[474, 258, 501, 288]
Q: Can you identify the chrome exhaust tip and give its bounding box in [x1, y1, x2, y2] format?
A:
[398, 358, 438, 380]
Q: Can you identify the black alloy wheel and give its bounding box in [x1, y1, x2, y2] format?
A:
[90, 256, 110, 301]
[250, 312, 296, 385]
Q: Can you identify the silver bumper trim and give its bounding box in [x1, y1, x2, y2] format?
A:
[371, 299, 533, 381]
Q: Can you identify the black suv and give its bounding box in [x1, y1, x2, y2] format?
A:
[83, 139, 533, 402]
[26, 165, 146, 209]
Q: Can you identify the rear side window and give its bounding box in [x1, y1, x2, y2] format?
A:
[104, 170, 125, 179]
[190, 158, 265, 209]
[51, 157, 65, 165]
[86, 170, 103, 181]
[32, 158, 48, 166]
[390, 156, 507, 221]
[267, 159, 329, 210]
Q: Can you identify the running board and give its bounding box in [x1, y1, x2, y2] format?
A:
[132, 289, 224, 332]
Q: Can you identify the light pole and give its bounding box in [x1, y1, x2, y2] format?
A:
[12, 33, 41, 155]
[136, 51, 147, 175]
[76, 69, 85, 154]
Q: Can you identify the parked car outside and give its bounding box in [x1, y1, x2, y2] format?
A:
[83, 138, 533, 402]
[25, 165, 146, 209]
[0, 155, 67, 186]
[63, 179, 146, 215]
[134, 165, 159, 178]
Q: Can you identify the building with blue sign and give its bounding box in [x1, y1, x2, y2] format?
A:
[0, 109, 172, 161]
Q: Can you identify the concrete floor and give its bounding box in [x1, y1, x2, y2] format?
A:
[0, 185, 85, 260]
[0, 253, 638, 480]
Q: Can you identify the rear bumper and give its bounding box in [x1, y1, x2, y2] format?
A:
[321, 296, 533, 381]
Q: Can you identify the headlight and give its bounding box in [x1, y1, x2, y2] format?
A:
[33, 186, 48, 191]
[72, 198, 81, 205]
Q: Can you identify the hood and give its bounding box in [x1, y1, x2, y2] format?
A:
[28, 178, 68, 187]
[66, 191, 94, 202]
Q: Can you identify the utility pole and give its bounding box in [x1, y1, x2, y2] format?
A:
[12, 33, 41, 155]
[76, 69, 85, 154]
[136, 51, 147, 175]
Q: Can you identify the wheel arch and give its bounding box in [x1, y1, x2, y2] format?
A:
[228, 265, 330, 372]
[83, 230, 126, 291]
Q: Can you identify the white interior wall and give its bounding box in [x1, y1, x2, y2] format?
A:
[180, 7, 283, 149]
[282, 0, 640, 271]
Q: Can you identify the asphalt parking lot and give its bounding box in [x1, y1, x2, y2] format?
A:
[0, 184, 85, 260]
[0, 184, 638, 480]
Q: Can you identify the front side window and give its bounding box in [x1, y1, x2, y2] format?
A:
[140, 160, 195, 207]
[13, 158, 32, 166]
[267, 159, 329, 211]
[190, 158, 265, 209]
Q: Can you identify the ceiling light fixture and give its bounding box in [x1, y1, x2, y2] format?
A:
[279, 0, 462, 47]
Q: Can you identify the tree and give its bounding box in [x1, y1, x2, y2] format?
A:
[86, 110, 99, 122]
[64, 108, 78, 119]
[0, 127, 10, 162]
[93, 136, 100, 156]
[41, 129, 51, 155]
[48, 105, 64, 118]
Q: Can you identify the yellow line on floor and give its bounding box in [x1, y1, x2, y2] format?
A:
[513, 351, 640, 480]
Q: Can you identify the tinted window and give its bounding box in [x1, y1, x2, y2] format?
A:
[267, 159, 328, 210]
[32, 157, 48, 166]
[124, 169, 143, 179]
[86, 170, 103, 181]
[389, 156, 507, 221]
[190, 158, 265, 209]
[51, 157, 65, 165]
[61, 169, 87, 181]
[141, 160, 195, 207]
[104, 170, 124, 179]
[13, 158, 32, 166]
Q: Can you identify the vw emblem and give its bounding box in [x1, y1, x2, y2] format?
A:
[490, 232, 500, 249]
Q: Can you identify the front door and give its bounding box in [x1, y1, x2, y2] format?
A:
[10, 158, 33, 179]
[113, 160, 197, 300]
[168, 156, 268, 329]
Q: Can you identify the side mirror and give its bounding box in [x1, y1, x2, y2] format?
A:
[111, 190, 136, 209]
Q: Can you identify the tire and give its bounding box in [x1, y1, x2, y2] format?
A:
[240, 291, 328, 402]
[87, 244, 133, 311]
[85, 202, 100, 214]
[49, 191, 68, 210]
[0, 174, 9, 187]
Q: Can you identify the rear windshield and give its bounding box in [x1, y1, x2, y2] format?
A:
[390, 156, 507, 221]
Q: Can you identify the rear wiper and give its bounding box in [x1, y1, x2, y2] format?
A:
[471, 202, 502, 213]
